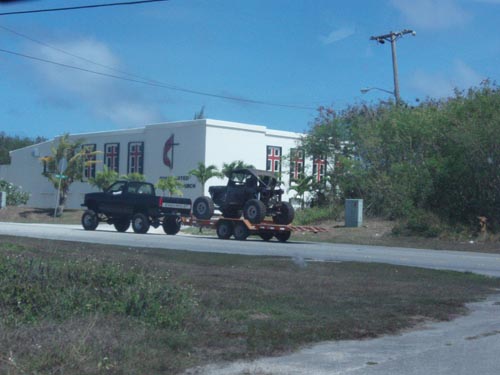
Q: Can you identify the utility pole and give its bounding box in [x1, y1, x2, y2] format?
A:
[370, 29, 416, 104]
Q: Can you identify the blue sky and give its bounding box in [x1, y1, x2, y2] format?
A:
[0, 0, 499, 139]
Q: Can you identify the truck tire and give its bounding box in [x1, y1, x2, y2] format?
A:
[216, 220, 233, 239]
[273, 202, 295, 225]
[163, 216, 181, 235]
[233, 222, 249, 241]
[132, 212, 150, 234]
[81, 210, 98, 231]
[113, 218, 130, 232]
[193, 196, 214, 220]
[243, 199, 266, 224]
[275, 231, 291, 242]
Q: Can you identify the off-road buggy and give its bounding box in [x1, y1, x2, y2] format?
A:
[192, 168, 295, 224]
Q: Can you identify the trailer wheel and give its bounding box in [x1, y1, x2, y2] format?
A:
[113, 218, 130, 232]
[243, 199, 266, 224]
[273, 202, 295, 225]
[193, 196, 215, 220]
[221, 208, 242, 219]
[274, 231, 291, 242]
[82, 210, 99, 231]
[259, 232, 273, 241]
[216, 220, 233, 239]
[163, 216, 181, 235]
[233, 222, 249, 241]
[132, 212, 150, 234]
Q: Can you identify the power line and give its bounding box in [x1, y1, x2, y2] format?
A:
[0, 47, 316, 110]
[0, 0, 170, 16]
[0, 24, 156, 83]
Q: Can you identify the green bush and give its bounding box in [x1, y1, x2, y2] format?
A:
[0, 254, 197, 328]
[294, 205, 341, 225]
[0, 180, 30, 206]
[392, 210, 444, 238]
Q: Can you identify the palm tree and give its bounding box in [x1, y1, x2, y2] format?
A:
[289, 175, 314, 209]
[221, 160, 255, 178]
[88, 165, 119, 191]
[41, 134, 100, 216]
[121, 172, 146, 182]
[188, 162, 221, 194]
[156, 176, 184, 197]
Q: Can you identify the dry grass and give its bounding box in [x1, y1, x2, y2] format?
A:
[1, 236, 499, 374]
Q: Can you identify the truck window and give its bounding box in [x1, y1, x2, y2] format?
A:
[107, 181, 126, 194]
[137, 183, 153, 195]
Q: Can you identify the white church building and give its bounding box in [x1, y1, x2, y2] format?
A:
[0, 119, 326, 209]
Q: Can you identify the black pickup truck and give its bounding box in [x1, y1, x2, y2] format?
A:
[81, 180, 192, 235]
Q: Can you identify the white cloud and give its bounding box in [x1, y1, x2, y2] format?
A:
[29, 38, 163, 127]
[390, 0, 470, 30]
[320, 26, 355, 45]
[410, 60, 484, 98]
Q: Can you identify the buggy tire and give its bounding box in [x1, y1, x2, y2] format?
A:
[81, 210, 98, 231]
[273, 202, 295, 225]
[233, 222, 249, 241]
[163, 216, 181, 235]
[113, 218, 130, 232]
[275, 231, 291, 242]
[216, 220, 233, 239]
[132, 212, 150, 234]
[193, 196, 215, 220]
[243, 199, 266, 224]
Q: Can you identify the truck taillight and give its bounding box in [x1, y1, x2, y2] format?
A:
[158, 197, 163, 207]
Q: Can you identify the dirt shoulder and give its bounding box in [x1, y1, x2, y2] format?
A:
[1, 206, 500, 254]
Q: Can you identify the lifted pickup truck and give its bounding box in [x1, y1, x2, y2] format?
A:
[81, 180, 192, 235]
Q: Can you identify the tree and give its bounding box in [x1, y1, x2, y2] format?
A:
[1, 132, 46, 164]
[188, 162, 221, 194]
[289, 175, 314, 209]
[40, 134, 99, 216]
[121, 173, 146, 182]
[156, 176, 184, 197]
[88, 165, 119, 191]
[221, 160, 255, 178]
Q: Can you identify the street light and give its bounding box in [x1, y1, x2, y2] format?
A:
[360, 87, 395, 96]
[370, 29, 416, 104]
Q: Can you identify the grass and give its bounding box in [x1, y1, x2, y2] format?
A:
[1, 236, 500, 374]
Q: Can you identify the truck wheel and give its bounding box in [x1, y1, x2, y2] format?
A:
[163, 216, 181, 235]
[132, 212, 150, 234]
[193, 196, 215, 220]
[216, 220, 233, 239]
[114, 218, 130, 232]
[233, 222, 249, 241]
[273, 202, 295, 225]
[275, 231, 291, 242]
[81, 210, 98, 231]
[259, 232, 273, 241]
[243, 199, 266, 224]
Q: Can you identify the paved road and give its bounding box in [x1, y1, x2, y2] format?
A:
[1, 221, 500, 375]
[1, 222, 500, 277]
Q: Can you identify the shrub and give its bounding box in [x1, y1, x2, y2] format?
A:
[392, 210, 443, 238]
[0, 180, 30, 206]
[0, 254, 197, 328]
[294, 205, 341, 225]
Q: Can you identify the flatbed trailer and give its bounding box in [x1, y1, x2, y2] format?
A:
[182, 216, 327, 242]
